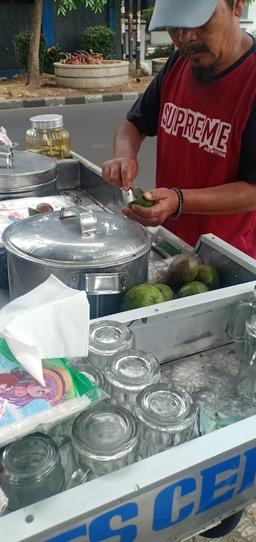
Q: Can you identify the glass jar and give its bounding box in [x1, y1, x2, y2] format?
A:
[87, 320, 135, 370]
[105, 350, 160, 411]
[26, 114, 71, 159]
[0, 433, 64, 511]
[72, 404, 138, 479]
[136, 383, 196, 459]
[226, 286, 256, 344]
[198, 390, 256, 434]
[237, 314, 256, 402]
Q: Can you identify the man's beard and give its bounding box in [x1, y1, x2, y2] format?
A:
[179, 45, 218, 85]
[191, 64, 218, 85]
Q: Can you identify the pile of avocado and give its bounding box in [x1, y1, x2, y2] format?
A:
[121, 253, 220, 311]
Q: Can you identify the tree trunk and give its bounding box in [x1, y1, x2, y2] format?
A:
[26, 0, 44, 87]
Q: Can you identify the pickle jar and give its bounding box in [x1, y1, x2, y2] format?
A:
[72, 404, 138, 479]
[87, 320, 135, 370]
[26, 114, 71, 159]
[105, 349, 161, 411]
[136, 383, 197, 459]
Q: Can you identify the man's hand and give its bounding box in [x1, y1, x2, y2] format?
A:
[122, 188, 179, 226]
[102, 157, 138, 191]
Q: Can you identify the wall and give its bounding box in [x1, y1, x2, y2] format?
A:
[0, 0, 34, 75]
[0, 0, 121, 76]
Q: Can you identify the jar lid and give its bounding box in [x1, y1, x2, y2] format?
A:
[3, 206, 151, 267]
[136, 383, 196, 431]
[72, 404, 138, 460]
[89, 321, 134, 356]
[0, 151, 57, 195]
[105, 350, 160, 391]
[1, 433, 59, 482]
[30, 114, 64, 129]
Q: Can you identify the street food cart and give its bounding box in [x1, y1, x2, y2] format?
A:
[1, 152, 256, 542]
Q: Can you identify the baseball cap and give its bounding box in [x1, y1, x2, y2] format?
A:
[149, 0, 218, 31]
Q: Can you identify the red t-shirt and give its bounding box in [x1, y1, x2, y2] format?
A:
[127, 46, 256, 258]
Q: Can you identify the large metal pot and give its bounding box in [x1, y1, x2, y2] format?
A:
[2, 206, 151, 318]
[0, 151, 57, 199]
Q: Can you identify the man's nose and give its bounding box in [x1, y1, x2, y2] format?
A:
[173, 27, 198, 44]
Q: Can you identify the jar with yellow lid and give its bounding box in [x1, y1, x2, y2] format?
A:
[26, 114, 71, 159]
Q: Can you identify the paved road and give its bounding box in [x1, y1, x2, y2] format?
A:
[1, 101, 156, 192]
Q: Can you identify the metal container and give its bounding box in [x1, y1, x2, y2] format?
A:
[71, 404, 138, 479]
[105, 349, 161, 411]
[2, 205, 151, 318]
[0, 150, 57, 199]
[87, 320, 135, 369]
[136, 383, 197, 459]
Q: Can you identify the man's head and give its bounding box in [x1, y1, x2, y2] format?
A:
[150, 0, 247, 83]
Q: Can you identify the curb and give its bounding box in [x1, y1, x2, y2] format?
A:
[0, 92, 142, 111]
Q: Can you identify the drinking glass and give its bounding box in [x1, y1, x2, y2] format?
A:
[105, 349, 160, 411]
[0, 433, 65, 511]
[135, 383, 196, 459]
[72, 404, 138, 479]
[87, 320, 135, 370]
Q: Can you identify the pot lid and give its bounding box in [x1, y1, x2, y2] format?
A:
[0, 151, 57, 195]
[2, 205, 151, 268]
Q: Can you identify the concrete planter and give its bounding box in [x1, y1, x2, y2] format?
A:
[152, 57, 168, 75]
[54, 61, 129, 90]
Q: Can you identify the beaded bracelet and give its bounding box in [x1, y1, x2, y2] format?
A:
[169, 187, 184, 220]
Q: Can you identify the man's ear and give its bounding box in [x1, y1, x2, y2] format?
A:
[233, 0, 246, 18]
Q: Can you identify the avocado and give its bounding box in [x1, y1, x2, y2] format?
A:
[154, 283, 174, 301]
[167, 253, 199, 290]
[197, 264, 220, 290]
[121, 283, 164, 311]
[177, 281, 209, 298]
[28, 207, 39, 217]
[128, 195, 155, 208]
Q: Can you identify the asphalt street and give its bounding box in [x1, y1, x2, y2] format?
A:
[0, 101, 156, 192]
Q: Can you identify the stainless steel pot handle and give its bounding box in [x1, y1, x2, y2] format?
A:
[85, 273, 127, 295]
[59, 206, 97, 235]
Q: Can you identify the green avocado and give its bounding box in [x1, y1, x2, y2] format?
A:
[196, 264, 220, 290]
[167, 253, 199, 290]
[128, 195, 155, 208]
[121, 283, 164, 311]
[154, 283, 174, 301]
[177, 281, 209, 298]
[28, 207, 40, 216]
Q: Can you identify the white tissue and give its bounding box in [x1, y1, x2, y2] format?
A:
[0, 275, 90, 386]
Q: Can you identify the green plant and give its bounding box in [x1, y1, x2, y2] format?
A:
[141, 7, 154, 31]
[81, 25, 115, 58]
[13, 30, 46, 71]
[44, 45, 63, 73]
[147, 44, 175, 59]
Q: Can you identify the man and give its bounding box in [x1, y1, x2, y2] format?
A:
[102, 0, 256, 257]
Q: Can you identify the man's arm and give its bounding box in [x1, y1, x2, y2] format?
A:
[102, 120, 145, 190]
[123, 182, 256, 227]
[182, 181, 256, 214]
[102, 53, 178, 190]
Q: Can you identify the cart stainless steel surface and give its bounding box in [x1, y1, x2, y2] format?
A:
[1, 286, 256, 542]
[1, 152, 256, 542]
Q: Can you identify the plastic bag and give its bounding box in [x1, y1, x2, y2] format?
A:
[148, 257, 175, 284]
[0, 338, 106, 447]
